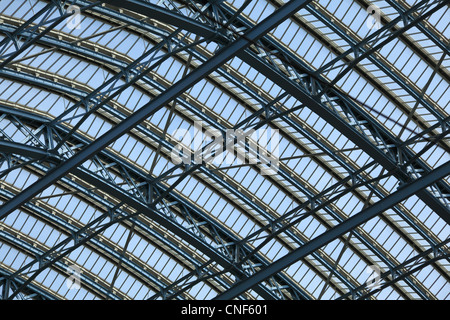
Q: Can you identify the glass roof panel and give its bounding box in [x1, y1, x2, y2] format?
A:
[0, 0, 448, 301]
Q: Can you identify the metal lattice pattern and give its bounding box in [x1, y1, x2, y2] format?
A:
[0, 0, 449, 300]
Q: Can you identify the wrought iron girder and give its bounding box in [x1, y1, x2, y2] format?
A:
[198, 155, 436, 298]
[1, 88, 319, 299]
[0, 39, 442, 298]
[1, 65, 440, 299]
[0, 226, 122, 300]
[98, 0, 450, 223]
[0, 2, 56, 59]
[0, 106, 308, 300]
[339, 238, 450, 300]
[2, 10, 442, 256]
[302, 1, 447, 125]
[0, 140, 54, 161]
[48, 30, 216, 151]
[0, 268, 56, 300]
[235, 97, 447, 267]
[148, 260, 228, 300]
[1, 1, 448, 300]
[225, 0, 450, 215]
[0, 3, 372, 202]
[215, 160, 450, 299]
[0, 1, 101, 69]
[21, 159, 282, 300]
[2, 6, 446, 296]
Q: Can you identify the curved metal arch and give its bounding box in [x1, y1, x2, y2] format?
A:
[0, 267, 59, 300]
[1, 64, 444, 300]
[0, 0, 448, 298]
[97, 0, 450, 224]
[383, 0, 450, 60]
[215, 159, 450, 299]
[0, 181, 203, 300]
[0, 6, 446, 298]
[0, 104, 312, 300]
[0, 71, 339, 298]
[0, 0, 362, 300]
[231, 12, 450, 221]
[338, 238, 450, 300]
[1, 20, 446, 298]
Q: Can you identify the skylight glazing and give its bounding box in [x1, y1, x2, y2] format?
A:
[0, 0, 448, 300]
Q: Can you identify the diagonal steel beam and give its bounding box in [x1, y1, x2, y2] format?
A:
[0, 103, 311, 300]
[0, 1, 101, 69]
[3, 62, 436, 298]
[100, 0, 450, 224]
[0, 0, 313, 222]
[0, 268, 57, 300]
[338, 238, 450, 300]
[2, 23, 446, 300]
[2, 0, 446, 300]
[214, 160, 450, 300]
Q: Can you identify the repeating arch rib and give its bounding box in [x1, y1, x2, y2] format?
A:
[0, 0, 449, 300]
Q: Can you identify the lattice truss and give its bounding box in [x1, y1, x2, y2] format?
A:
[0, 0, 449, 300]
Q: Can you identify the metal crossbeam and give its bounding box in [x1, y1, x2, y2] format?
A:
[0, 1, 448, 296]
[98, 0, 450, 225]
[0, 15, 442, 298]
[0, 1, 100, 69]
[338, 238, 450, 300]
[0, 105, 310, 300]
[0, 0, 312, 221]
[215, 160, 450, 300]
[0, 268, 56, 300]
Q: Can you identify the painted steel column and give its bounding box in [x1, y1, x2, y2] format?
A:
[0, 0, 312, 221]
[215, 160, 450, 300]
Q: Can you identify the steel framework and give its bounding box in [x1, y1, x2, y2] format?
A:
[0, 0, 449, 300]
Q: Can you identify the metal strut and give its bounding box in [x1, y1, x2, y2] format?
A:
[215, 160, 450, 300]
